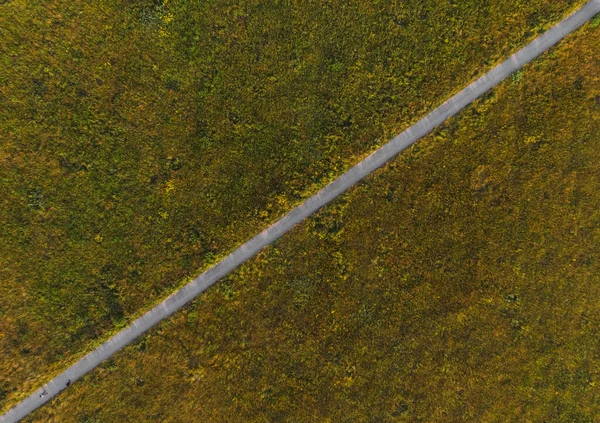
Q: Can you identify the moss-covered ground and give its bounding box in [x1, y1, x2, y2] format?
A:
[19, 10, 600, 423]
[2, 0, 588, 411]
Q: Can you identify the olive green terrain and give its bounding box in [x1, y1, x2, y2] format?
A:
[0, 0, 589, 412]
[22, 13, 600, 423]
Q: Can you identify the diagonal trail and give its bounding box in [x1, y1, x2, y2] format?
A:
[2, 1, 600, 421]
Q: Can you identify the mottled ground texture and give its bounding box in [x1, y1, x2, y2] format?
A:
[1, 0, 588, 411]
[20, 10, 600, 423]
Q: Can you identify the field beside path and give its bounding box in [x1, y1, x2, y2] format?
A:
[2, 0, 588, 411]
[21, 9, 600, 423]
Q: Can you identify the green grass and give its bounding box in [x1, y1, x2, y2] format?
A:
[21, 12, 600, 423]
[0, 0, 588, 412]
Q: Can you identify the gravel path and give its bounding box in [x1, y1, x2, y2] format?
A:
[2, 1, 599, 421]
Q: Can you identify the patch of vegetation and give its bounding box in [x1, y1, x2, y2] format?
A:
[590, 13, 600, 29]
[24, 14, 600, 423]
[0, 0, 587, 413]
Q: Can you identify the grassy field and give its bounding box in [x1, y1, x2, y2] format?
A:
[0, 0, 589, 412]
[21, 12, 600, 423]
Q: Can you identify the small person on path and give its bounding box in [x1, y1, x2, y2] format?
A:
[66, 379, 71, 387]
[39, 389, 47, 398]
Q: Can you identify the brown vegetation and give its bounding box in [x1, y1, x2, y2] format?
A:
[1, 0, 587, 411]
[22, 10, 600, 423]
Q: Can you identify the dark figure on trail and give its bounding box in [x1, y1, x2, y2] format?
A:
[39, 389, 47, 398]
[66, 379, 71, 387]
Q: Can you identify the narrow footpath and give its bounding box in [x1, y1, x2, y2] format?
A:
[2, 1, 599, 421]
